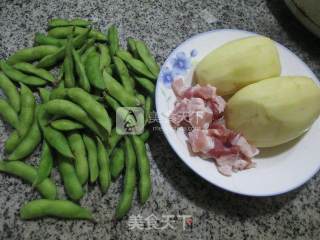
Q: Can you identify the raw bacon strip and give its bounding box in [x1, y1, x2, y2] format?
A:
[231, 134, 260, 159]
[172, 78, 217, 100]
[188, 129, 214, 153]
[216, 155, 250, 176]
[169, 78, 259, 176]
[183, 84, 216, 100]
[187, 98, 213, 129]
[170, 98, 189, 127]
[207, 96, 226, 120]
[172, 78, 188, 98]
[170, 98, 213, 129]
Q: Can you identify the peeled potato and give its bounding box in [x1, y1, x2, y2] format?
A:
[226, 76, 320, 148]
[194, 36, 281, 95]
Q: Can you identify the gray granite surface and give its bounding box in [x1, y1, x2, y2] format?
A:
[0, 0, 320, 239]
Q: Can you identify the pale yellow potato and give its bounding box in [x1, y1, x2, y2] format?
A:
[226, 76, 320, 148]
[194, 36, 281, 96]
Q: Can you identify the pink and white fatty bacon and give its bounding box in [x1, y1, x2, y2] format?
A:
[170, 79, 259, 176]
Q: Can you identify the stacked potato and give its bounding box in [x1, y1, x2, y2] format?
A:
[194, 36, 320, 147]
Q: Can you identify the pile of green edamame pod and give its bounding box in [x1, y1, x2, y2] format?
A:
[0, 18, 157, 220]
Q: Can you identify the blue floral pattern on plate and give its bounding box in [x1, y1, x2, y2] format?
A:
[160, 49, 198, 87]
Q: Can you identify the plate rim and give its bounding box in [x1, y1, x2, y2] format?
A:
[155, 29, 320, 197]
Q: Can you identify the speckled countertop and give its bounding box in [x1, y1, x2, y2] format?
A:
[0, 0, 320, 239]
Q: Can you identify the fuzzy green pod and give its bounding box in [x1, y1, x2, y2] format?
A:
[58, 155, 84, 201]
[131, 135, 151, 204]
[7, 45, 60, 64]
[33, 141, 53, 186]
[67, 88, 111, 133]
[97, 137, 111, 193]
[51, 119, 84, 131]
[107, 25, 119, 56]
[0, 99, 19, 129]
[20, 200, 93, 220]
[34, 33, 66, 47]
[68, 132, 89, 185]
[0, 161, 57, 199]
[14, 62, 55, 83]
[0, 60, 46, 86]
[110, 147, 125, 179]
[0, 72, 20, 112]
[115, 136, 136, 219]
[83, 134, 99, 183]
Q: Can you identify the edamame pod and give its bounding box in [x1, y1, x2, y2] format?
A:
[38, 104, 74, 158]
[102, 70, 141, 107]
[8, 109, 41, 161]
[38, 88, 51, 103]
[110, 147, 125, 179]
[105, 66, 112, 75]
[77, 38, 95, 55]
[115, 136, 136, 219]
[18, 83, 35, 137]
[48, 18, 91, 28]
[14, 62, 55, 82]
[107, 25, 119, 56]
[20, 200, 93, 220]
[0, 161, 57, 199]
[0, 99, 19, 128]
[36, 47, 65, 69]
[127, 37, 139, 58]
[43, 126, 74, 158]
[33, 141, 53, 186]
[34, 33, 66, 47]
[116, 50, 155, 80]
[98, 44, 111, 70]
[5, 131, 20, 153]
[131, 135, 151, 204]
[85, 51, 106, 90]
[106, 128, 124, 155]
[80, 45, 96, 63]
[0, 72, 20, 112]
[45, 99, 105, 139]
[64, 37, 75, 88]
[5, 81, 37, 151]
[144, 96, 153, 125]
[83, 134, 99, 183]
[67, 88, 111, 133]
[136, 93, 145, 106]
[72, 48, 91, 92]
[48, 26, 106, 41]
[7, 45, 60, 64]
[139, 130, 150, 142]
[113, 56, 135, 93]
[36, 31, 90, 69]
[116, 49, 133, 60]
[135, 40, 160, 77]
[0, 60, 46, 86]
[72, 28, 91, 49]
[68, 132, 89, 185]
[134, 76, 155, 94]
[49, 87, 67, 100]
[51, 119, 84, 131]
[57, 65, 64, 83]
[97, 137, 111, 193]
[58, 155, 84, 201]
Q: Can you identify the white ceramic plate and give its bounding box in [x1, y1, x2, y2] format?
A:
[155, 29, 320, 197]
